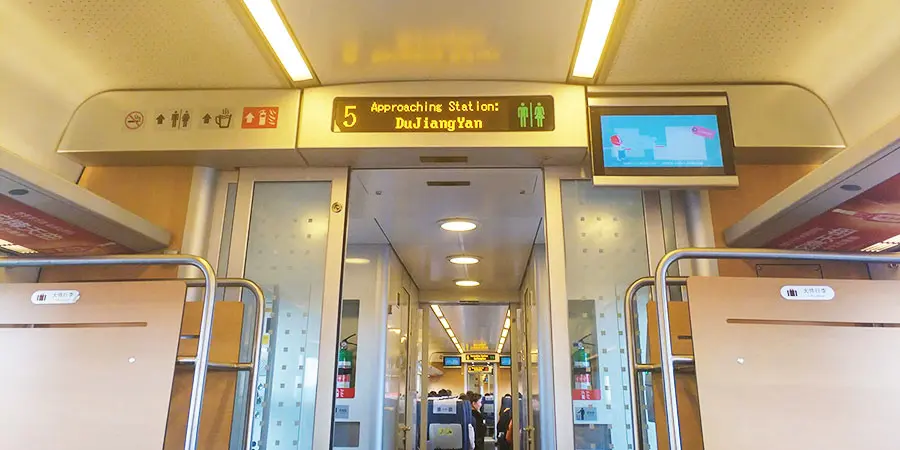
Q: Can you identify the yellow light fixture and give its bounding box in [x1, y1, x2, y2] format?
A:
[504, 317, 511, 329]
[501, 328, 509, 338]
[571, 0, 622, 79]
[242, 0, 313, 81]
[448, 255, 481, 265]
[439, 219, 477, 232]
[431, 304, 463, 354]
[345, 257, 371, 265]
[455, 279, 480, 287]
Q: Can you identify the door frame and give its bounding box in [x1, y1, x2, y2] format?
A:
[225, 167, 349, 450]
[543, 167, 677, 450]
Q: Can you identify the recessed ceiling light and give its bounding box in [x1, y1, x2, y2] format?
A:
[501, 329, 509, 338]
[439, 219, 477, 232]
[431, 305, 444, 318]
[345, 257, 370, 265]
[571, 0, 622, 78]
[839, 184, 862, 192]
[455, 279, 480, 287]
[242, 0, 313, 81]
[7, 188, 29, 196]
[439, 318, 450, 328]
[448, 255, 481, 265]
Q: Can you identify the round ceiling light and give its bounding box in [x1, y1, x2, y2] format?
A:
[455, 279, 481, 287]
[345, 257, 371, 265]
[448, 255, 481, 265]
[439, 219, 477, 232]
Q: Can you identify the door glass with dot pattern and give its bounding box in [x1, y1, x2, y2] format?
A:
[242, 181, 333, 450]
[559, 181, 650, 450]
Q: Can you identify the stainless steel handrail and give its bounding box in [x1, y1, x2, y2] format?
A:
[182, 277, 265, 450]
[623, 276, 687, 450]
[652, 248, 900, 450]
[0, 254, 216, 450]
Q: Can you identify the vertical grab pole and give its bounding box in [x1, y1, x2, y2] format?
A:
[624, 277, 689, 450]
[623, 277, 652, 450]
[183, 257, 218, 450]
[184, 277, 265, 450]
[653, 253, 682, 450]
[235, 279, 266, 450]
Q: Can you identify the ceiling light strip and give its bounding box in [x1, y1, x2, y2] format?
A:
[571, 0, 623, 79]
[432, 305, 464, 354]
[242, 0, 313, 81]
[496, 307, 511, 353]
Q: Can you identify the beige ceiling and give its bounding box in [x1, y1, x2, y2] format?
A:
[279, 0, 586, 84]
[2, 0, 900, 180]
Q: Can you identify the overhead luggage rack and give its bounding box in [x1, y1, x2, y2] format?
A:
[625, 248, 900, 450]
[0, 148, 170, 254]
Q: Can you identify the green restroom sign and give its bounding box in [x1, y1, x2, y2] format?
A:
[332, 96, 555, 133]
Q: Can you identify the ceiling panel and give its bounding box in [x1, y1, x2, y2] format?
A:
[0, 0, 286, 179]
[3, 0, 285, 90]
[279, 0, 587, 84]
[429, 305, 509, 354]
[348, 169, 544, 292]
[606, 0, 900, 100]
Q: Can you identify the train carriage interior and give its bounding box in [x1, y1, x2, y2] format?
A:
[2, 1, 900, 450]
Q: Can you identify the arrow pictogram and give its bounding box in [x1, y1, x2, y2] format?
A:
[156, 114, 165, 125]
[202, 113, 212, 124]
[245, 112, 255, 124]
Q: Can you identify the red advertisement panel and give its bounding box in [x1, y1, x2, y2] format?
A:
[0, 195, 133, 255]
[767, 173, 900, 251]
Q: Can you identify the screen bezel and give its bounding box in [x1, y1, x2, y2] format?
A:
[442, 356, 462, 367]
[589, 105, 737, 177]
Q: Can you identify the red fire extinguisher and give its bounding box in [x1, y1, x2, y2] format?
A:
[337, 334, 356, 389]
[572, 334, 593, 390]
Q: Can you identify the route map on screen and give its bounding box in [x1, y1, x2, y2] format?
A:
[599, 114, 724, 168]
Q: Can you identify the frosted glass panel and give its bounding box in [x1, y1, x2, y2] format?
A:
[560, 181, 650, 450]
[243, 181, 333, 450]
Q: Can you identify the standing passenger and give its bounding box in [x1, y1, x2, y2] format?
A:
[468, 392, 487, 450]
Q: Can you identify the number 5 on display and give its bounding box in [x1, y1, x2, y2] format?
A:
[342, 105, 357, 128]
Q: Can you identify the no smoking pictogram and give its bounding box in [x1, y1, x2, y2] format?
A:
[125, 111, 144, 130]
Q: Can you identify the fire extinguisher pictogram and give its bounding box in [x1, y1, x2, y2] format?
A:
[337, 334, 356, 389]
[572, 334, 593, 390]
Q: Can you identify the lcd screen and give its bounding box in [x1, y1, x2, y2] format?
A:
[600, 114, 724, 168]
[443, 356, 462, 367]
[589, 105, 736, 178]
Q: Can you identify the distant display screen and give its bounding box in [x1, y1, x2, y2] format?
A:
[443, 356, 462, 367]
[600, 114, 724, 168]
[499, 356, 511, 367]
[589, 106, 735, 177]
